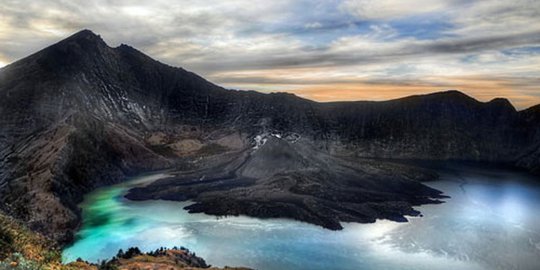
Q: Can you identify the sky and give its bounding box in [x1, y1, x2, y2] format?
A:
[1, 0, 539, 109]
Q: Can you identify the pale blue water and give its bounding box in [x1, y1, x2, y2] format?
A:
[63, 167, 540, 270]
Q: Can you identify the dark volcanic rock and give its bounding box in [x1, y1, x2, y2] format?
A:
[127, 137, 445, 230]
[516, 104, 540, 174]
[0, 30, 539, 243]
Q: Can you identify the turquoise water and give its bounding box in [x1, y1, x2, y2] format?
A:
[63, 168, 540, 270]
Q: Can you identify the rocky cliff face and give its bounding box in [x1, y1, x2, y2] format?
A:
[0, 30, 539, 244]
[516, 105, 540, 174]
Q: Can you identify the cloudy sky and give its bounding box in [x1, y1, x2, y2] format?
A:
[1, 0, 539, 108]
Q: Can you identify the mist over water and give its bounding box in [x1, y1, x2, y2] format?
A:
[63, 167, 540, 270]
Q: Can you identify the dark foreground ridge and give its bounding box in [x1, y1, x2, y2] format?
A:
[0, 30, 539, 247]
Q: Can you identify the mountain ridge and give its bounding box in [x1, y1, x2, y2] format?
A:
[0, 29, 539, 245]
[2, 30, 522, 110]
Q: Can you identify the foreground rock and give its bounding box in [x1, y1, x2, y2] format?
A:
[66, 247, 252, 270]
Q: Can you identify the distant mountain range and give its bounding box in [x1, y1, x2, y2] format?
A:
[0, 30, 539, 246]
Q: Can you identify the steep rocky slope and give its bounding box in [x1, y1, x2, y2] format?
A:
[0, 30, 539, 247]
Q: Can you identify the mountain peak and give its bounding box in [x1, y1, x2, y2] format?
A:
[28, 29, 113, 71]
[395, 90, 477, 105]
[487, 97, 515, 111]
[431, 90, 471, 98]
[64, 29, 104, 44]
[30, 29, 109, 61]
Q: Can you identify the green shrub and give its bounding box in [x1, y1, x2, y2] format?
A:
[0, 253, 43, 270]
